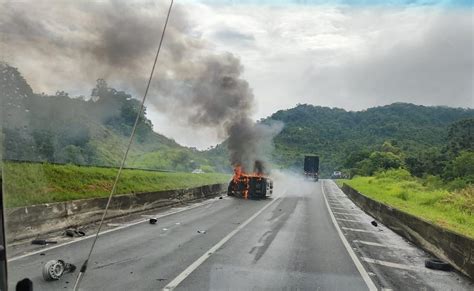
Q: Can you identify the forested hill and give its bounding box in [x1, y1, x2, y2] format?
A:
[267, 103, 474, 174]
[2, 63, 473, 175]
[0, 63, 216, 172]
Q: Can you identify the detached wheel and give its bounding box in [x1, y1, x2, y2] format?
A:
[425, 259, 452, 271]
[43, 260, 65, 281]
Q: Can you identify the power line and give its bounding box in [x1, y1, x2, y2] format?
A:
[72, 1, 174, 289]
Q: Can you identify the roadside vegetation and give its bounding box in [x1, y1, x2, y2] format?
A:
[340, 119, 473, 189]
[3, 162, 230, 208]
[342, 169, 474, 238]
[337, 119, 473, 238]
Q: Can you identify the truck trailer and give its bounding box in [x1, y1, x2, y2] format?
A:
[304, 155, 320, 181]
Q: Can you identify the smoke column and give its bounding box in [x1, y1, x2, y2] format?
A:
[0, 0, 282, 172]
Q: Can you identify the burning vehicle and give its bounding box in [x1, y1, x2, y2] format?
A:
[227, 163, 273, 200]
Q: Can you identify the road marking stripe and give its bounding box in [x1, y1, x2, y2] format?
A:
[361, 257, 443, 274]
[9, 198, 220, 262]
[336, 218, 362, 223]
[353, 240, 412, 250]
[342, 227, 378, 233]
[322, 181, 377, 291]
[332, 211, 358, 216]
[329, 202, 343, 206]
[331, 207, 360, 212]
[163, 197, 280, 290]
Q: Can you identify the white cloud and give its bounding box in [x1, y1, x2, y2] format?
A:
[181, 3, 473, 120]
[2, 1, 472, 148]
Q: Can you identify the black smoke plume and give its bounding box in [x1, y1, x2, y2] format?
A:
[0, 0, 282, 172]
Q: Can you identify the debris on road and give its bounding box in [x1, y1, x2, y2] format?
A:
[64, 228, 86, 237]
[162, 228, 168, 231]
[149, 218, 158, 224]
[219, 196, 223, 199]
[197, 230, 207, 234]
[425, 259, 452, 271]
[42, 259, 77, 281]
[31, 239, 57, 245]
[371, 220, 378, 227]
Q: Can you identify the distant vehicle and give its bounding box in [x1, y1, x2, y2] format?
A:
[191, 169, 204, 174]
[331, 171, 342, 179]
[304, 155, 319, 181]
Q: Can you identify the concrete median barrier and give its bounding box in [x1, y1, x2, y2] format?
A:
[6, 183, 226, 243]
[341, 183, 474, 280]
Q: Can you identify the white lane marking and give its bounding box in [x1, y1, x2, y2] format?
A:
[327, 199, 340, 203]
[342, 227, 378, 233]
[9, 198, 220, 262]
[331, 207, 360, 212]
[361, 257, 444, 274]
[332, 211, 358, 216]
[336, 218, 362, 223]
[353, 240, 412, 251]
[321, 180, 377, 291]
[163, 197, 280, 290]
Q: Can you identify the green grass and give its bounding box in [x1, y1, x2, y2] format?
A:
[2, 162, 230, 208]
[341, 169, 474, 239]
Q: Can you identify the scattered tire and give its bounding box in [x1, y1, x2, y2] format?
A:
[42, 260, 77, 281]
[371, 220, 378, 227]
[149, 218, 158, 224]
[43, 260, 65, 281]
[425, 259, 452, 271]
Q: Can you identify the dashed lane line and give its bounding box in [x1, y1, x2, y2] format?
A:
[321, 181, 377, 291]
[342, 227, 379, 233]
[336, 218, 363, 223]
[361, 257, 448, 274]
[332, 211, 359, 216]
[353, 240, 413, 251]
[163, 197, 280, 290]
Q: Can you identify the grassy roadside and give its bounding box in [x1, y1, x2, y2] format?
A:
[2, 162, 231, 208]
[337, 169, 474, 239]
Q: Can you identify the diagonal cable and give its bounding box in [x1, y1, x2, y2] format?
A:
[72, 1, 174, 289]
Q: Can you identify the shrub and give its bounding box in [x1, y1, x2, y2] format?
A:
[375, 168, 412, 181]
[396, 191, 410, 201]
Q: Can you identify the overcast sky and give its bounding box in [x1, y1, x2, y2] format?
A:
[1, 0, 473, 149]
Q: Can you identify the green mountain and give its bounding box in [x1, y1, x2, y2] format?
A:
[266, 103, 474, 175]
[2, 63, 472, 176]
[0, 63, 216, 172]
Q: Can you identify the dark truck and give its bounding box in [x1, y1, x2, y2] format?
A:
[304, 155, 320, 181]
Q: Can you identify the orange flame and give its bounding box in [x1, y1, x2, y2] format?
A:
[231, 165, 266, 199]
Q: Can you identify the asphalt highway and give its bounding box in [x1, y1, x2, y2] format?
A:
[8, 179, 472, 290]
